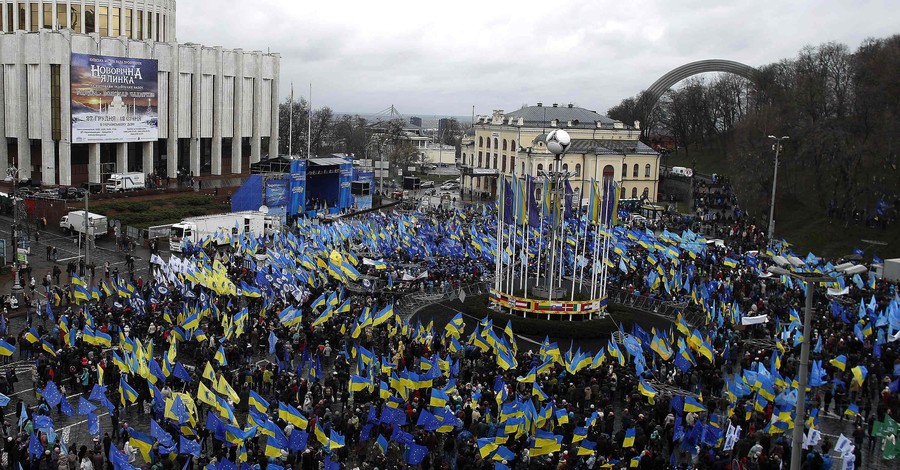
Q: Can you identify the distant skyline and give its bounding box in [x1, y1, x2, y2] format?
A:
[180, 0, 900, 117]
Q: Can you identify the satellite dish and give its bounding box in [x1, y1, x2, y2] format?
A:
[259, 205, 269, 213]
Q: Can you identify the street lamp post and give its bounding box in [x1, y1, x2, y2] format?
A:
[767, 135, 788, 244]
[5, 167, 23, 298]
[766, 265, 835, 470]
[543, 129, 572, 302]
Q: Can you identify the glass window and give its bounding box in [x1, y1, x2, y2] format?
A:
[111, 7, 120, 37]
[632, 187, 638, 198]
[51, 65, 61, 141]
[477, 152, 482, 167]
[622, 163, 627, 177]
[620, 186, 626, 199]
[156, 13, 160, 40]
[57, 5, 69, 29]
[562, 163, 569, 171]
[645, 164, 651, 178]
[511, 140, 516, 152]
[124, 8, 132, 38]
[137, 11, 143, 38]
[510, 157, 515, 174]
[575, 163, 581, 176]
[478, 136, 483, 147]
[502, 139, 507, 151]
[98, 7, 108, 36]
[501, 155, 506, 173]
[6, 4, 13, 31]
[632, 164, 639, 178]
[537, 163, 543, 171]
[30, 4, 38, 31]
[43, 4, 52, 28]
[84, 7, 94, 33]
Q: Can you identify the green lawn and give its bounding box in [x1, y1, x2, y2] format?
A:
[92, 194, 230, 229]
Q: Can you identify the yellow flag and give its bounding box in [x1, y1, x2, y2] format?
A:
[203, 362, 216, 382]
[216, 375, 241, 403]
[197, 382, 217, 407]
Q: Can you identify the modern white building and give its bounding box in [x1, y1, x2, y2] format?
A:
[0, 0, 280, 186]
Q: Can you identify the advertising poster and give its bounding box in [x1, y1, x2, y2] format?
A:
[266, 179, 289, 206]
[71, 53, 159, 143]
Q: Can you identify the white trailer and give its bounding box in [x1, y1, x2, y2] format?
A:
[106, 172, 146, 192]
[883, 258, 900, 283]
[59, 211, 108, 239]
[169, 211, 280, 252]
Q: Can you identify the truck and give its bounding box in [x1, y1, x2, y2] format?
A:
[169, 211, 281, 252]
[59, 211, 108, 239]
[105, 172, 146, 192]
[883, 258, 900, 283]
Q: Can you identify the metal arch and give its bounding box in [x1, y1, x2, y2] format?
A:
[639, 59, 760, 112]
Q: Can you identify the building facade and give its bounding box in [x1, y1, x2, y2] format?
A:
[461, 104, 660, 203]
[0, 0, 280, 186]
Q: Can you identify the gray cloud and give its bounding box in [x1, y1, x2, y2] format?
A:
[177, 0, 900, 117]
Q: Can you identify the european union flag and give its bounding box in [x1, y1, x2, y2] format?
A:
[288, 429, 308, 452]
[33, 415, 54, 432]
[179, 435, 201, 458]
[151, 419, 174, 447]
[404, 443, 429, 465]
[28, 433, 44, 457]
[173, 362, 192, 383]
[42, 380, 62, 408]
[77, 396, 97, 416]
[88, 384, 107, 402]
[59, 395, 74, 417]
[87, 411, 100, 436]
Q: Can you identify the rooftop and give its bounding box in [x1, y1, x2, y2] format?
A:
[487, 104, 623, 129]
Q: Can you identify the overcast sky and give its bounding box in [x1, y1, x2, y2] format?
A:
[179, 0, 900, 118]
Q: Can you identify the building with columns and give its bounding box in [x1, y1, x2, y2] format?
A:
[0, 0, 280, 186]
[461, 103, 660, 203]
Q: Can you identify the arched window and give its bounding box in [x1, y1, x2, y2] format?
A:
[643, 187, 650, 198]
[603, 164, 615, 184]
[620, 186, 627, 199]
[645, 164, 651, 177]
[631, 187, 638, 198]
[562, 163, 569, 172]
[622, 163, 628, 177]
[493, 138, 499, 151]
[511, 140, 517, 152]
[501, 155, 507, 173]
[478, 136, 483, 148]
[632, 164, 639, 178]
[502, 139, 508, 151]
[575, 164, 581, 176]
[537, 163, 544, 172]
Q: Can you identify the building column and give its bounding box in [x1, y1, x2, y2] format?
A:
[269, 53, 280, 159]
[167, 54, 178, 178]
[141, 141, 153, 174]
[0, 51, 7, 175]
[231, 50, 243, 174]
[189, 44, 201, 177]
[39, 32, 55, 185]
[249, 52, 261, 164]
[116, 142, 127, 172]
[88, 143, 100, 183]
[211, 46, 223, 175]
[59, 29, 72, 186]
[16, 33, 31, 179]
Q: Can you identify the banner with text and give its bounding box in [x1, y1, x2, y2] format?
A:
[70, 53, 159, 144]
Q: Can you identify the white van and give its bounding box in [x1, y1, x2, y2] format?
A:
[669, 167, 694, 177]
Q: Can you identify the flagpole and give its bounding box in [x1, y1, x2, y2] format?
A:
[494, 177, 504, 297]
[534, 177, 546, 296]
[289, 83, 294, 156]
[307, 83, 312, 159]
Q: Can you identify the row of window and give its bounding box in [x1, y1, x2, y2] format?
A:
[476, 136, 517, 152]
[3, 3, 167, 41]
[463, 152, 655, 179]
[465, 176, 652, 200]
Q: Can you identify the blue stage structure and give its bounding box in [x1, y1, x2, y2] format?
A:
[232, 156, 373, 220]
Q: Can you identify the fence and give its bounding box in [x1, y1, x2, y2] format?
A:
[396, 277, 492, 319]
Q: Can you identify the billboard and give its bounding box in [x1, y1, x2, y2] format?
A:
[265, 179, 289, 206]
[70, 53, 159, 143]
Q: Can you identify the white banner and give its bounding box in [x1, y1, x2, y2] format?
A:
[741, 314, 769, 326]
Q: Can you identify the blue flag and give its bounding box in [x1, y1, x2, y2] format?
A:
[268, 331, 278, 354]
[179, 435, 201, 458]
[33, 415, 54, 432]
[42, 380, 62, 407]
[28, 433, 44, 458]
[59, 395, 74, 417]
[173, 362, 192, 383]
[404, 443, 429, 465]
[87, 412, 100, 436]
[77, 396, 97, 416]
[288, 429, 308, 452]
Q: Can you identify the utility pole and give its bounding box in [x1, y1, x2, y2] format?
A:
[767, 135, 788, 244]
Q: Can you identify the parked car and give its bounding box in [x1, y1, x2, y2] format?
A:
[33, 188, 61, 200]
[421, 180, 435, 188]
[60, 186, 87, 200]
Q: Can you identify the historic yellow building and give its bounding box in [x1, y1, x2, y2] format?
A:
[461, 103, 660, 203]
